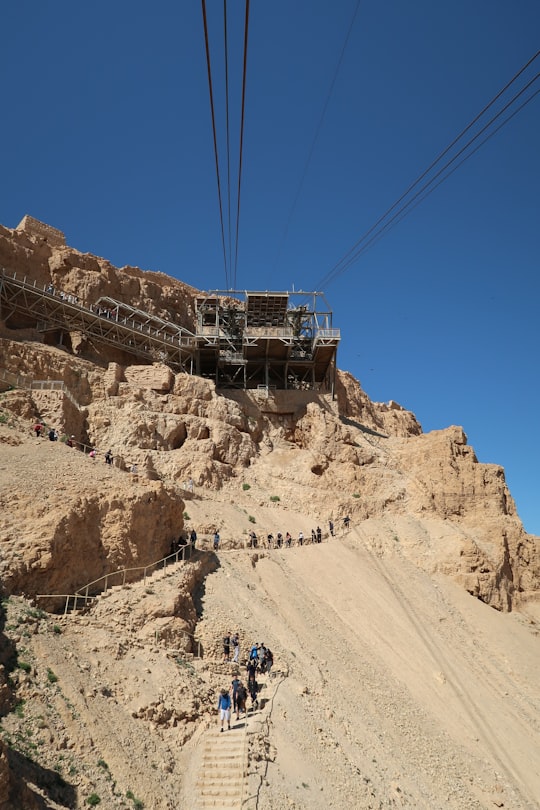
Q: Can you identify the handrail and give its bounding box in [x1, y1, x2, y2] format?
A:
[75, 544, 193, 599]
[37, 545, 194, 615]
[0, 367, 82, 410]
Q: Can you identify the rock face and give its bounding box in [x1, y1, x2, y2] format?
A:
[1, 219, 540, 810]
[0, 220, 539, 613]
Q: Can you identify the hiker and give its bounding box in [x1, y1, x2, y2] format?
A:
[223, 634, 231, 662]
[213, 531, 220, 551]
[298, 531, 304, 546]
[311, 529, 316, 544]
[286, 532, 292, 547]
[217, 688, 232, 732]
[190, 529, 197, 549]
[235, 681, 248, 719]
[276, 532, 283, 548]
[248, 678, 259, 712]
[66, 434, 75, 448]
[316, 526, 322, 543]
[104, 449, 113, 465]
[89, 449, 97, 460]
[246, 658, 258, 684]
[249, 530, 257, 548]
[343, 515, 351, 530]
[231, 673, 242, 715]
[329, 519, 334, 537]
[267, 533, 273, 549]
[232, 632, 240, 663]
[33, 422, 42, 438]
[264, 647, 274, 678]
[249, 643, 259, 664]
[48, 428, 58, 441]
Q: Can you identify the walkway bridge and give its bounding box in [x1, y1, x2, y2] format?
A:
[0, 270, 197, 373]
[0, 270, 340, 392]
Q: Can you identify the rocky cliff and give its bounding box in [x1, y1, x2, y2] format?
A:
[0, 218, 539, 809]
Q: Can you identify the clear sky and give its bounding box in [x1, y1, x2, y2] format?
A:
[1, 2, 539, 533]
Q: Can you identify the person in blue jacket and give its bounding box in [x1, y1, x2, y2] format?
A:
[218, 688, 232, 732]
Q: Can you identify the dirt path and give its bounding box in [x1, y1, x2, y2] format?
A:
[186, 528, 540, 809]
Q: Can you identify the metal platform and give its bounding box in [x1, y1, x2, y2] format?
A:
[0, 272, 340, 393]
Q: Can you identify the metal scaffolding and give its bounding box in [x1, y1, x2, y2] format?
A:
[0, 272, 340, 393]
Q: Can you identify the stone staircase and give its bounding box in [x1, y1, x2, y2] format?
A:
[196, 725, 247, 809]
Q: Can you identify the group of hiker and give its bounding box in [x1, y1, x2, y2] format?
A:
[217, 637, 274, 731]
[31, 421, 136, 471]
[247, 516, 351, 550]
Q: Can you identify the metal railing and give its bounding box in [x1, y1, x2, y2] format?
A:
[0, 368, 82, 410]
[37, 544, 194, 615]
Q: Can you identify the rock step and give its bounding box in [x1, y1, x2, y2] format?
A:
[199, 787, 243, 798]
[198, 799, 242, 809]
[197, 774, 245, 785]
[203, 751, 244, 768]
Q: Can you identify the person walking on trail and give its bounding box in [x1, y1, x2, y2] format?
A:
[104, 449, 113, 465]
[213, 531, 220, 551]
[316, 526, 322, 543]
[235, 681, 248, 720]
[329, 519, 334, 537]
[218, 688, 232, 732]
[246, 658, 258, 685]
[249, 643, 259, 664]
[232, 632, 240, 663]
[343, 515, 351, 531]
[231, 674, 241, 716]
[248, 678, 259, 712]
[264, 647, 274, 678]
[190, 529, 197, 549]
[223, 634, 231, 662]
[298, 531, 304, 546]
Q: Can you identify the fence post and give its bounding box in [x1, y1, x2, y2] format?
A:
[64, 596, 69, 616]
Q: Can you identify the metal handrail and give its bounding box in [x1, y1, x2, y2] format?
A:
[37, 545, 194, 615]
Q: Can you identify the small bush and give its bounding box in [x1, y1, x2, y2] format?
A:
[242, 483, 251, 491]
[87, 795, 101, 806]
[52, 624, 62, 635]
[17, 661, 31, 673]
[183, 511, 190, 521]
[14, 701, 25, 718]
[352, 493, 360, 499]
[269, 495, 280, 502]
[248, 515, 256, 523]
[97, 759, 109, 770]
[46, 668, 58, 684]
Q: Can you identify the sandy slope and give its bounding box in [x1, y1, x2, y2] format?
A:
[189, 529, 540, 809]
[1, 466, 539, 808]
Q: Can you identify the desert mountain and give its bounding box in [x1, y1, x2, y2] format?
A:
[0, 218, 539, 809]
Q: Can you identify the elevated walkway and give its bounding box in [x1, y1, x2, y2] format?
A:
[0, 270, 340, 392]
[0, 270, 197, 373]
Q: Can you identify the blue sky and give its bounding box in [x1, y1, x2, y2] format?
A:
[1, 2, 539, 533]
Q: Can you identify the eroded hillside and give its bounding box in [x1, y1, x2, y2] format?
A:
[0, 220, 539, 809]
